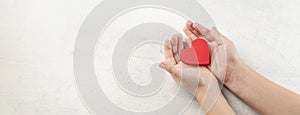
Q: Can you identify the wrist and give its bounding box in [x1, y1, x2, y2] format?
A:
[195, 86, 209, 103]
[195, 84, 234, 114]
[224, 59, 247, 88]
[194, 79, 235, 115]
[206, 93, 236, 115]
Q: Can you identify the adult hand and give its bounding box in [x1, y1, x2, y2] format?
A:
[183, 21, 241, 84]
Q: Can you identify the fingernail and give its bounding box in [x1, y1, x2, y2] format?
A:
[159, 63, 165, 69]
[212, 27, 220, 33]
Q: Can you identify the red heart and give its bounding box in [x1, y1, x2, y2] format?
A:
[180, 38, 210, 66]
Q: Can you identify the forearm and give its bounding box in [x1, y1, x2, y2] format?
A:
[196, 87, 235, 115]
[225, 61, 300, 114]
[205, 94, 235, 115]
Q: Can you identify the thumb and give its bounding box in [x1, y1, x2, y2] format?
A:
[160, 62, 181, 83]
[210, 27, 223, 45]
[159, 61, 166, 70]
[159, 61, 177, 77]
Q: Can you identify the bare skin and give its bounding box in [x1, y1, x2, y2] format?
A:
[159, 34, 235, 115]
[184, 21, 300, 114]
[183, 20, 240, 83]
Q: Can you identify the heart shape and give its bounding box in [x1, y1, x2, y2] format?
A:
[180, 38, 210, 66]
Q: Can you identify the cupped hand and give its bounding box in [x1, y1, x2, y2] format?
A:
[159, 34, 221, 105]
[183, 21, 241, 84]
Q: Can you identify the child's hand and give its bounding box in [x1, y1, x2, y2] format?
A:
[159, 34, 223, 112]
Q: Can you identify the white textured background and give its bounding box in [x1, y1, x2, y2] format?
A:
[1, 0, 300, 114]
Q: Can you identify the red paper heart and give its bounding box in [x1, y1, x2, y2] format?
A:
[180, 38, 210, 66]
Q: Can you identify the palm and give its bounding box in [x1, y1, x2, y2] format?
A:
[160, 34, 222, 112]
[160, 34, 219, 95]
[183, 21, 239, 83]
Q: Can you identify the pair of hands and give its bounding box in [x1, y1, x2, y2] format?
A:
[160, 21, 300, 115]
[159, 21, 240, 112]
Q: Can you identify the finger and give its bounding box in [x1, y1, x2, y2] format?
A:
[171, 35, 180, 63]
[210, 27, 224, 44]
[164, 40, 176, 65]
[186, 38, 192, 48]
[186, 21, 202, 36]
[193, 22, 214, 42]
[171, 35, 178, 54]
[183, 41, 189, 49]
[193, 22, 209, 36]
[192, 30, 200, 38]
[183, 27, 192, 37]
[192, 23, 203, 37]
[174, 53, 180, 63]
[183, 27, 198, 41]
[177, 34, 184, 53]
[184, 21, 195, 37]
[186, 20, 194, 31]
[159, 61, 166, 69]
